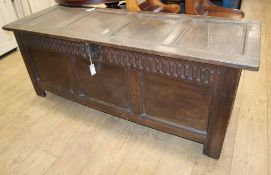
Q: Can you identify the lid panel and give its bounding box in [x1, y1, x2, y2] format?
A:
[63, 11, 136, 35]
[23, 7, 86, 29]
[111, 16, 178, 43]
[174, 21, 246, 56]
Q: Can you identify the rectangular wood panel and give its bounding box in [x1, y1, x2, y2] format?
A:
[76, 58, 130, 109]
[173, 21, 246, 55]
[22, 7, 87, 30]
[142, 74, 212, 131]
[63, 11, 136, 36]
[112, 16, 178, 42]
[30, 48, 72, 93]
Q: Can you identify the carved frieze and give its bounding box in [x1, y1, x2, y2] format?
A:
[22, 34, 100, 59]
[100, 47, 217, 85]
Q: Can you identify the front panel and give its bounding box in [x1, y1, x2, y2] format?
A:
[142, 74, 212, 131]
[76, 57, 130, 109]
[30, 48, 73, 95]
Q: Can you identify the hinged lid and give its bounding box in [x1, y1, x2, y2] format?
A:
[3, 5, 261, 71]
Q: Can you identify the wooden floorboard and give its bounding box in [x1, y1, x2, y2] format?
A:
[0, 0, 270, 174]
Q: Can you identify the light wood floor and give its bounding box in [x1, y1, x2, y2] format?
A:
[0, 0, 270, 174]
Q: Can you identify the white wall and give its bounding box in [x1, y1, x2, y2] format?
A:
[0, 0, 18, 56]
[0, 0, 57, 56]
[12, 0, 57, 18]
[12, 0, 31, 18]
[27, 0, 56, 13]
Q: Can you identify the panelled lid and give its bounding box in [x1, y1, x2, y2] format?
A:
[3, 5, 261, 71]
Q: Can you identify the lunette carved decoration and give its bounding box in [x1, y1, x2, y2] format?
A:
[100, 47, 217, 85]
[22, 34, 217, 85]
[22, 34, 101, 59]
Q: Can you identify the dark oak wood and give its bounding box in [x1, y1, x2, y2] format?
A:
[203, 67, 241, 158]
[3, 6, 261, 159]
[14, 33, 46, 97]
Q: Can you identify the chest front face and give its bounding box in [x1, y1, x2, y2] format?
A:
[16, 32, 237, 146]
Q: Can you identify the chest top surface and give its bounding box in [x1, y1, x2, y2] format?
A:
[3, 5, 261, 70]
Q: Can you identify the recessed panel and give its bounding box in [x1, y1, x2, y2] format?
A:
[24, 7, 86, 29]
[143, 74, 212, 131]
[77, 58, 129, 108]
[30, 48, 72, 91]
[174, 21, 246, 56]
[112, 17, 178, 43]
[63, 11, 135, 35]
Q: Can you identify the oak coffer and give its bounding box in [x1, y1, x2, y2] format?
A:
[3, 5, 261, 159]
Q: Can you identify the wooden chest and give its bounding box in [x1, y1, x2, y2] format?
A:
[3, 6, 261, 158]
